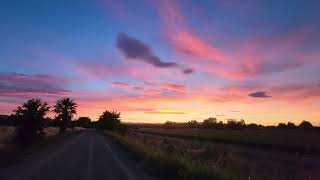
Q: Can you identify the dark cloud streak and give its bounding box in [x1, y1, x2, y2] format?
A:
[248, 91, 272, 98]
[116, 33, 194, 74]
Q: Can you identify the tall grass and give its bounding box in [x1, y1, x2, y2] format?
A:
[138, 128, 320, 153]
[0, 126, 15, 147]
[104, 131, 236, 180]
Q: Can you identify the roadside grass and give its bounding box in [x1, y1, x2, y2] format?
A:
[103, 131, 236, 180]
[138, 128, 320, 153]
[0, 127, 83, 169]
[135, 132, 320, 180]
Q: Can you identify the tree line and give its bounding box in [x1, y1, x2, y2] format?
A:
[163, 117, 314, 130]
[3, 98, 123, 147]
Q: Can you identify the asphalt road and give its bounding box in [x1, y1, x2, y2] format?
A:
[0, 130, 154, 180]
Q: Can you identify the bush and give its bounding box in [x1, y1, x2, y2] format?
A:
[277, 123, 287, 129]
[75, 117, 91, 128]
[247, 123, 259, 129]
[96, 110, 121, 130]
[287, 122, 296, 129]
[187, 120, 199, 128]
[226, 119, 246, 130]
[201, 117, 217, 129]
[164, 121, 176, 129]
[298, 120, 313, 129]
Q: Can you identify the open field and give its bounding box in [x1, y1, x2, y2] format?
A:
[104, 131, 235, 180]
[138, 128, 320, 153]
[104, 128, 320, 180]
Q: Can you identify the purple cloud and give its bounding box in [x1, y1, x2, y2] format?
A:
[248, 91, 272, 98]
[116, 33, 194, 74]
[0, 72, 69, 96]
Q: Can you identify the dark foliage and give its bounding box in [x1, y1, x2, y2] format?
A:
[163, 121, 176, 129]
[53, 98, 77, 134]
[277, 123, 287, 129]
[14, 99, 50, 146]
[247, 123, 260, 129]
[226, 119, 246, 130]
[75, 116, 92, 128]
[96, 110, 121, 130]
[187, 120, 199, 128]
[202, 117, 217, 129]
[287, 122, 296, 129]
[299, 120, 313, 129]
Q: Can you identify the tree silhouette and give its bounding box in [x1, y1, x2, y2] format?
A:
[299, 120, 313, 129]
[163, 121, 176, 128]
[187, 120, 199, 128]
[53, 98, 77, 134]
[202, 117, 217, 129]
[14, 99, 50, 146]
[287, 122, 296, 129]
[226, 119, 246, 129]
[277, 123, 287, 129]
[96, 110, 121, 130]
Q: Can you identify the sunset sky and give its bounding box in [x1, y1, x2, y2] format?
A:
[1, 0, 319, 125]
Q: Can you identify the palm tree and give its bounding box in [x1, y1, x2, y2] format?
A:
[53, 98, 77, 134]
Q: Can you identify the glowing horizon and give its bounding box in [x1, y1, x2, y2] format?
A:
[0, 0, 319, 126]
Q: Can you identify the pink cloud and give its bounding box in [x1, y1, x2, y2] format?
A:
[170, 31, 226, 62]
[109, 81, 162, 96]
[154, 0, 226, 63]
[145, 81, 186, 92]
[0, 72, 69, 97]
[153, 0, 320, 80]
[110, 82, 132, 88]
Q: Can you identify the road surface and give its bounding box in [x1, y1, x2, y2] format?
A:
[0, 130, 154, 180]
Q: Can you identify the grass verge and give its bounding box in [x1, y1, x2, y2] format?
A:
[103, 131, 236, 180]
[0, 129, 82, 169]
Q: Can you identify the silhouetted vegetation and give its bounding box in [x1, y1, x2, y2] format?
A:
[202, 117, 217, 129]
[53, 98, 77, 134]
[163, 121, 176, 129]
[75, 116, 91, 128]
[13, 99, 50, 146]
[153, 116, 316, 131]
[187, 120, 199, 128]
[299, 120, 313, 129]
[96, 110, 127, 133]
[226, 119, 246, 130]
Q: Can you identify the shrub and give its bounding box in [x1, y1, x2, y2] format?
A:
[287, 122, 296, 129]
[96, 110, 121, 130]
[202, 117, 217, 129]
[164, 121, 176, 129]
[298, 120, 313, 129]
[75, 117, 91, 128]
[226, 119, 246, 130]
[187, 120, 199, 128]
[277, 123, 287, 129]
